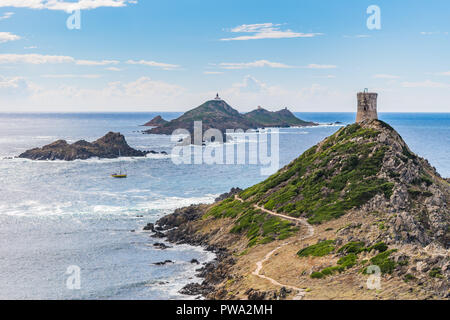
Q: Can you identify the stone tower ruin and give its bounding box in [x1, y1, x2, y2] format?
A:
[356, 89, 378, 123]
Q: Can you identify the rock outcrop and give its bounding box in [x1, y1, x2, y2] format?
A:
[142, 115, 168, 127]
[19, 132, 148, 160]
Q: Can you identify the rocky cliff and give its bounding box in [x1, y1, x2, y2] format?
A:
[146, 120, 449, 300]
[19, 132, 148, 160]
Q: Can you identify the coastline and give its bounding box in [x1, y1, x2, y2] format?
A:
[144, 189, 242, 299]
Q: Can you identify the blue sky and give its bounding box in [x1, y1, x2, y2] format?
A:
[0, 0, 449, 112]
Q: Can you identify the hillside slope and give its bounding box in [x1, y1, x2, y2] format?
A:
[239, 120, 449, 247]
[151, 120, 449, 300]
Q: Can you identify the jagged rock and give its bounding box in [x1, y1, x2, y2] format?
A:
[143, 223, 154, 231]
[179, 283, 215, 296]
[153, 260, 174, 266]
[246, 289, 266, 300]
[153, 242, 172, 250]
[215, 187, 243, 202]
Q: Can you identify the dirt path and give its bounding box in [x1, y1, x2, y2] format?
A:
[235, 195, 314, 299]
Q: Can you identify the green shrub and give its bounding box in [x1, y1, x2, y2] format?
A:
[337, 253, 358, 269]
[404, 274, 416, 282]
[369, 249, 397, 274]
[297, 240, 335, 257]
[429, 268, 443, 278]
[338, 241, 365, 254]
[367, 242, 388, 253]
[229, 206, 298, 247]
[310, 272, 325, 279]
[321, 266, 344, 276]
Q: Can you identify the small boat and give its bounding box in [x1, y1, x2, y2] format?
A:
[111, 173, 127, 179]
[111, 150, 127, 178]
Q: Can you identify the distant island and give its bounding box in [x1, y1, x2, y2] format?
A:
[144, 94, 318, 136]
[19, 132, 153, 161]
[142, 115, 169, 127]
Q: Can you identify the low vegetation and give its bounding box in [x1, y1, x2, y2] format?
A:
[429, 268, 443, 279]
[297, 240, 335, 257]
[205, 198, 298, 247]
[301, 240, 397, 279]
[239, 122, 395, 224]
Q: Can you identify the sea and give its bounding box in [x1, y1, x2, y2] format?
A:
[0, 112, 448, 299]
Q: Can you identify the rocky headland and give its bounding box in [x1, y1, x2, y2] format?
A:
[19, 132, 151, 161]
[146, 119, 449, 300]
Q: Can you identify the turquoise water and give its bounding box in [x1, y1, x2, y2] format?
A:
[0, 112, 448, 299]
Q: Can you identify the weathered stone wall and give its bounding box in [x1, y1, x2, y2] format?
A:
[356, 92, 378, 123]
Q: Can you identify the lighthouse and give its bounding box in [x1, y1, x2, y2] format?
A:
[356, 89, 378, 123]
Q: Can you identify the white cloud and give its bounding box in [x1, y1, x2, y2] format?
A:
[343, 34, 371, 38]
[203, 71, 223, 75]
[24, 46, 38, 49]
[304, 64, 337, 69]
[432, 71, 450, 76]
[0, 75, 34, 97]
[0, 1, 137, 12]
[219, 75, 347, 112]
[221, 23, 322, 41]
[76, 59, 119, 66]
[420, 31, 448, 35]
[217, 60, 336, 70]
[105, 67, 122, 71]
[401, 80, 449, 88]
[314, 75, 336, 79]
[0, 76, 186, 111]
[0, 11, 14, 20]
[373, 74, 400, 79]
[0, 53, 120, 66]
[0, 32, 21, 43]
[219, 60, 294, 70]
[0, 53, 74, 64]
[126, 59, 180, 70]
[41, 74, 101, 79]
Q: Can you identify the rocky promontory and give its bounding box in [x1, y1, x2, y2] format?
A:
[19, 132, 148, 161]
[146, 119, 449, 300]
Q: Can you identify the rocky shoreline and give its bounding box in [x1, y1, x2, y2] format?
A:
[143, 188, 243, 299]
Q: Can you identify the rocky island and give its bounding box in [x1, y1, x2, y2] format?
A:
[145, 92, 449, 300]
[144, 94, 317, 136]
[19, 132, 149, 161]
[244, 106, 314, 127]
[142, 115, 168, 127]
